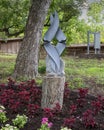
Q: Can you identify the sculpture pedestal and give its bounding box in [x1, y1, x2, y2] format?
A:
[41, 75, 65, 109]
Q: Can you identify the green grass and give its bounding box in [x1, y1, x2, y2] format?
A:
[0, 54, 104, 89]
[66, 57, 104, 74]
[0, 54, 16, 82]
[63, 56, 104, 88]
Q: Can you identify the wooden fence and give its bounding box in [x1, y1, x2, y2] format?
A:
[0, 38, 22, 54]
[0, 38, 104, 56]
[66, 44, 104, 56]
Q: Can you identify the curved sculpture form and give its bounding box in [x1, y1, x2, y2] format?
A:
[43, 11, 66, 76]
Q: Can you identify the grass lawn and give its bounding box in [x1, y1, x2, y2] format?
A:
[0, 54, 16, 82]
[0, 54, 104, 93]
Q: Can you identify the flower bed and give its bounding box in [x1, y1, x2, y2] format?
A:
[0, 78, 104, 130]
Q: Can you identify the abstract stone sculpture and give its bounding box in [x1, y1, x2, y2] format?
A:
[43, 11, 66, 76]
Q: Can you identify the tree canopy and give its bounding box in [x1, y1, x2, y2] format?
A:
[0, 0, 30, 38]
[0, 0, 85, 37]
[1, 0, 104, 44]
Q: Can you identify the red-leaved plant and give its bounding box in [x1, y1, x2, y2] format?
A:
[69, 104, 77, 115]
[63, 117, 76, 128]
[97, 95, 104, 110]
[43, 108, 53, 119]
[82, 109, 96, 128]
[91, 101, 102, 114]
[78, 88, 88, 98]
[27, 104, 40, 117]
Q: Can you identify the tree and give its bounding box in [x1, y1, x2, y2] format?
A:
[13, 0, 52, 79]
[88, 1, 104, 24]
[0, 0, 30, 38]
[0, 0, 87, 39]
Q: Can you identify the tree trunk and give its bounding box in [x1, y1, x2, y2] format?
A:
[13, 0, 52, 79]
[41, 75, 65, 109]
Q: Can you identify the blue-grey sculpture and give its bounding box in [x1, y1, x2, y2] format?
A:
[43, 11, 66, 76]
